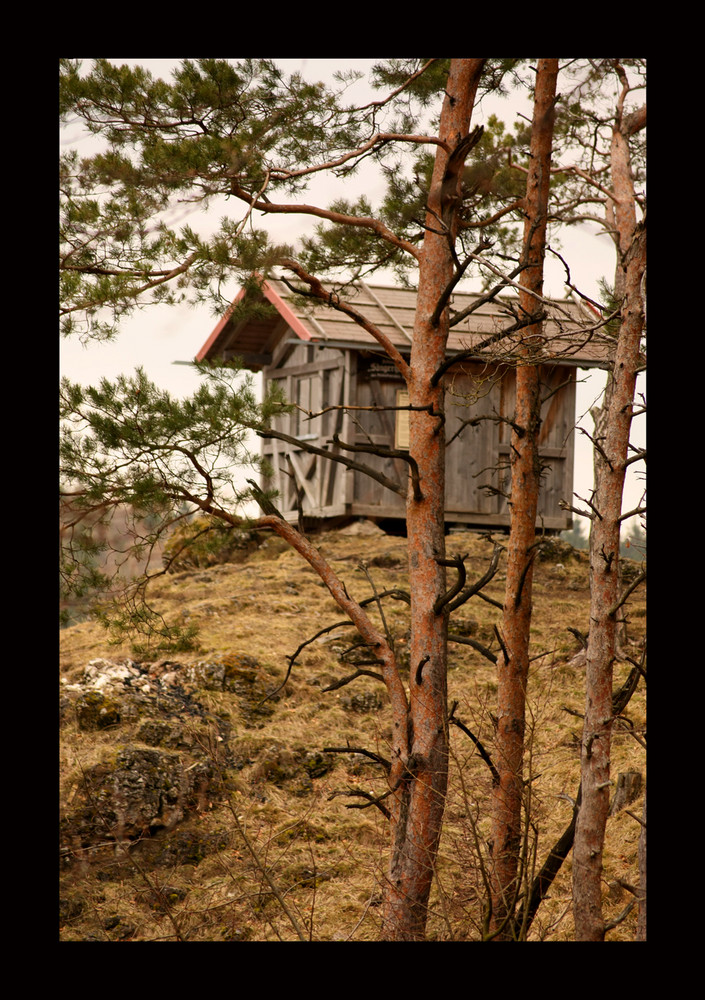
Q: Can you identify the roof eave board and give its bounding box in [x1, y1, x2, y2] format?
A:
[196, 278, 616, 370]
[196, 279, 314, 364]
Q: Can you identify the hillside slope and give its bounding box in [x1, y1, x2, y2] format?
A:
[59, 522, 646, 941]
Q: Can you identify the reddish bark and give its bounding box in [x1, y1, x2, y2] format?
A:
[572, 68, 646, 940]
[380, 58, 486, 940]
[489, 59, 558, 938]
[256, 60, 487, 942]
[572, 226, 645, 940]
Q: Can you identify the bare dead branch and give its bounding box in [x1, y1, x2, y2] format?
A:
[434, 553, 467, 614]
[332, 433, 422, 501]
[259, 580, 412, 706]
[301, 402, 432, 421]
[567, 626, 588, 650]
[276, 264, 411, 378]
[447, 632, 498, 664]
[446, 412, 523, 447]
[322, 668, 385, 692]
[618, 503, 646, 522]
[448, 701, 499, 785]
[476, 589, 504, 611]
[559, 497, 596, 521]
[431, 311, 547, 387]
[624, 809, 646, 829]
[359, 561, 394, 647]
[612, 661, 643, 717]
[447, 262, 529, 327]
[323, 746, 391, 772]
[512, 785, 581, 939]
[258, 428, 406, 498]
[574, 489, 604, 520]
[514, 546, 538, 610]
[493, 624, 509, 664]
[327, 788, 393, 820]
[623, 451, 646, 470]
[604, 900, 637, 933]
[608, 568, 646, 618]
[446, 541, 503, 613]
[431, 235, 493, 326]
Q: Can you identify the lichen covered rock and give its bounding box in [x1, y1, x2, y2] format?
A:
[62, 746, 214, 846]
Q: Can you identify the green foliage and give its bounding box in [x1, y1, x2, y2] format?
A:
[298, 194, 412, 284]
[60, 58, 646, 656]
[370, 59, 451, 113]
[60, 360, 290, 647]
[60, 58, 545, 336]
[92, 593, 201, 656]
[596, 278, 623, 337]
[59, 535, 113, 628]
[60, 58, 362, 339]
[297, 106, 535, 288]
[61, 57, 646, 341]
[370, 58, 525, 120]
[60, 362, 279, 506]
[456, 114, 531, 267]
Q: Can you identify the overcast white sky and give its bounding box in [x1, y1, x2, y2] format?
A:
[60, 58, 645, 531]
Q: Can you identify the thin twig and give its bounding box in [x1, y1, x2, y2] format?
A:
[448, 701, 499, 785]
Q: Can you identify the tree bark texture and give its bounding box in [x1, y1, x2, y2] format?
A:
[380, 57, 486, 941]
[489, 58, 558, 939]
[572, 77, 646, 939]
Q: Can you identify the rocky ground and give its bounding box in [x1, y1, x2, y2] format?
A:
[59, 521, 646, 941]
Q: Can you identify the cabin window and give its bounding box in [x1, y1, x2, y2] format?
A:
[395, 389, 410, 450]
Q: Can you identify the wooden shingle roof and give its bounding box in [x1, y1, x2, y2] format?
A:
[197, 277, 616, 370]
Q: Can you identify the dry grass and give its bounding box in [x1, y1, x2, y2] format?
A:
[59, 525, 646, 941]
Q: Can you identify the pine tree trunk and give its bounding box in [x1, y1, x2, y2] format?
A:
[572, 93, 646, 935]
[380, 57, 485, 941]
[489, 58, 558, 939]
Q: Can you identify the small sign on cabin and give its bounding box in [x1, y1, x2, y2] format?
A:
[395, 390, 410, 451]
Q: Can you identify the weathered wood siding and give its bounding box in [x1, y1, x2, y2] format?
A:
[445, 362, 504, 521]
[496, 364, 576, 529]
[352, 356, 410, 514]
[261, 342, 355, 516]
[261, 340, 576, 530]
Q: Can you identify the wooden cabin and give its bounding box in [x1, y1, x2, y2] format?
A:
[197, 278, 611, 532]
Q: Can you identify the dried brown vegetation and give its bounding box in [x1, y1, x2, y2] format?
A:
[59, 524, 645, 941]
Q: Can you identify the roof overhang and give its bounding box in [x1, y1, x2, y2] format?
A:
[196, 276, 623, 372]
[196, 279, 314, 370]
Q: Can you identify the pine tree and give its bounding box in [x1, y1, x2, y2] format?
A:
[60, 58, 646, 940]
[548, 58, 646, 941]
